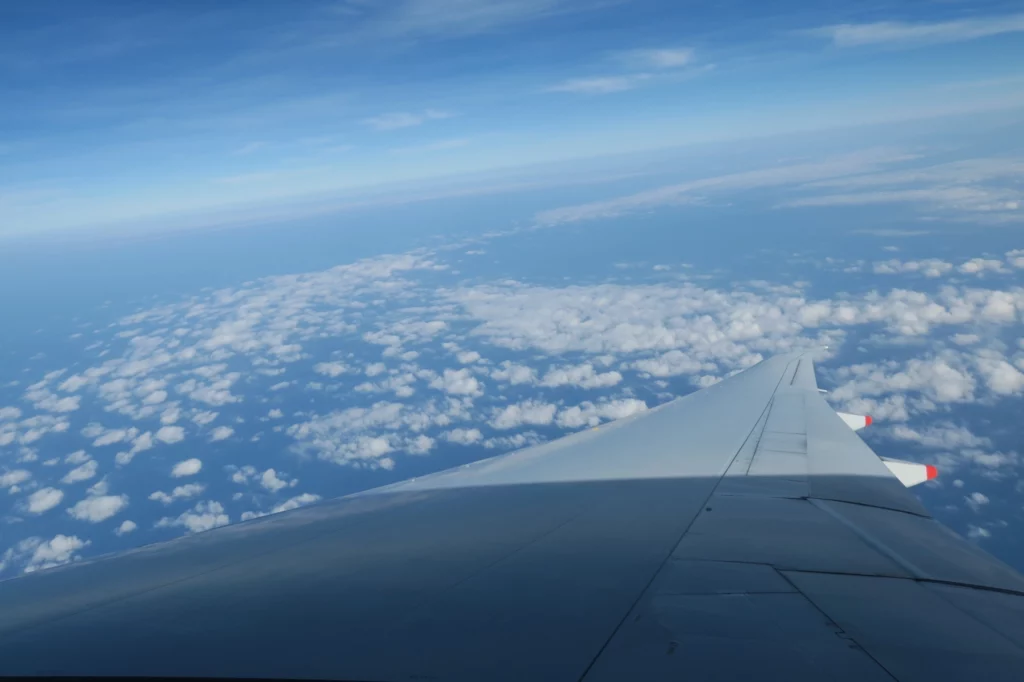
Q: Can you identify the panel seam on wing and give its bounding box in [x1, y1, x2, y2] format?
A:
[575, 356, 802, 682]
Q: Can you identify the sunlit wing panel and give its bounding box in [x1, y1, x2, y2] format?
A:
[0, 352, 1022, 681]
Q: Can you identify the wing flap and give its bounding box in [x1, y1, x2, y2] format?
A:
[815, 499, 1024, 594]
[581, 588, 895, 681]
[783, 572, 1024, 682]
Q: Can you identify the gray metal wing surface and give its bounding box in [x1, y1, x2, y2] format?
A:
[2, 351, 1024, 681]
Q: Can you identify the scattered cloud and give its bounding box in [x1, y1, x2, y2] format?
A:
[67, 494, 129, 522]
[260, 468, 297, 492]
[886, 422, 992, 451]
[156, 500, 229, 533]
[114, 431, 155, 466]
[3, 235, 1023, 574]
[272, 492, 320, 514]
[287, 398, 469, 467]
[192, 411, 219, 426]
[491, 362, 536, 385]
[429, 368, 483, 396]
[26, 487, 64, 514]
[631, 350, 714, 377]
[61, 459, 98, 484]
[115, 520, 137, 536]
[959, 258, 1007, 275]
[968, 525, 992, 540]
[1, 534, 90, 575]
[0, 407, 22, 420]
[0, 469, 31, 489]
[313, 361, 349, 377]
[443, 427, 483, 445]
[540, 363, 622, 389]
[555, 398, 647, 429]
[873, 259, 953, 278]
[65, 449, 90, 464]
[171, 458, 202, 477]
[456, 350, 481, 364]
[209, 425, 234, 442]
[966, 492, 990, 513]
[148, 483, 206, 505]
[92, 427, 136, 447]
[490, 400, 557, 430]
[156, 425, 186, 444]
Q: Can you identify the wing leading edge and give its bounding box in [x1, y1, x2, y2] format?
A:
[0, 351, 1023, 681]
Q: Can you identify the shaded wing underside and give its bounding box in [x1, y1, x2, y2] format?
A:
[2, 352, 1024, 681]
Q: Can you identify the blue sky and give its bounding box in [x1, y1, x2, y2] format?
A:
[3, 0, 1024, 234]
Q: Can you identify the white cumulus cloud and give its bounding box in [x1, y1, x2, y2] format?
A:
[26, 487, 64, 514]
[156, 425, 186, 444]
[209, 425, 234, 442]
[149, 483, 206, 504]
[67, 494, 129, 522]
[156, 500, 229, 534]
[540, 363, 622, 389]
[3, 534, 91, 574]
[491, 400, 558, 430]
[429, 368, 483, 396]
[61, 459, 98, 484]
[272, 493, 321, 514]
[260, 468, 296, 493]
[171, 458, 202, 477]
[555, 399, 648, 429]
[443, 428, 483, 445]
[313, 361, 349, 378]
[0, 469, 31, 489]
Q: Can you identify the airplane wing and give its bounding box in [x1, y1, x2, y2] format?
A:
[2, 351, 1024, 680]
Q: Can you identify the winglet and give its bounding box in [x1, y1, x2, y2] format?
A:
[837, 412, 872, 431]
[881, 457, 938, 487]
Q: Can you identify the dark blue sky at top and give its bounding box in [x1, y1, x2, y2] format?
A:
[3, 0, 1024, 234]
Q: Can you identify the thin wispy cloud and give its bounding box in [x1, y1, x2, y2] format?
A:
[534, 148, 916, 224]
[212, 170, 293, 186]
[547, 45, 695, 95]
[232, 141, 265, 155]
[809, 13, 1024, 47]
[615, 47, 694, 69]
[389, 137, 470, 154]
[351, 0, 583, 39]
[362, 109, 454, 131]
[545, 74, 651, 94]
